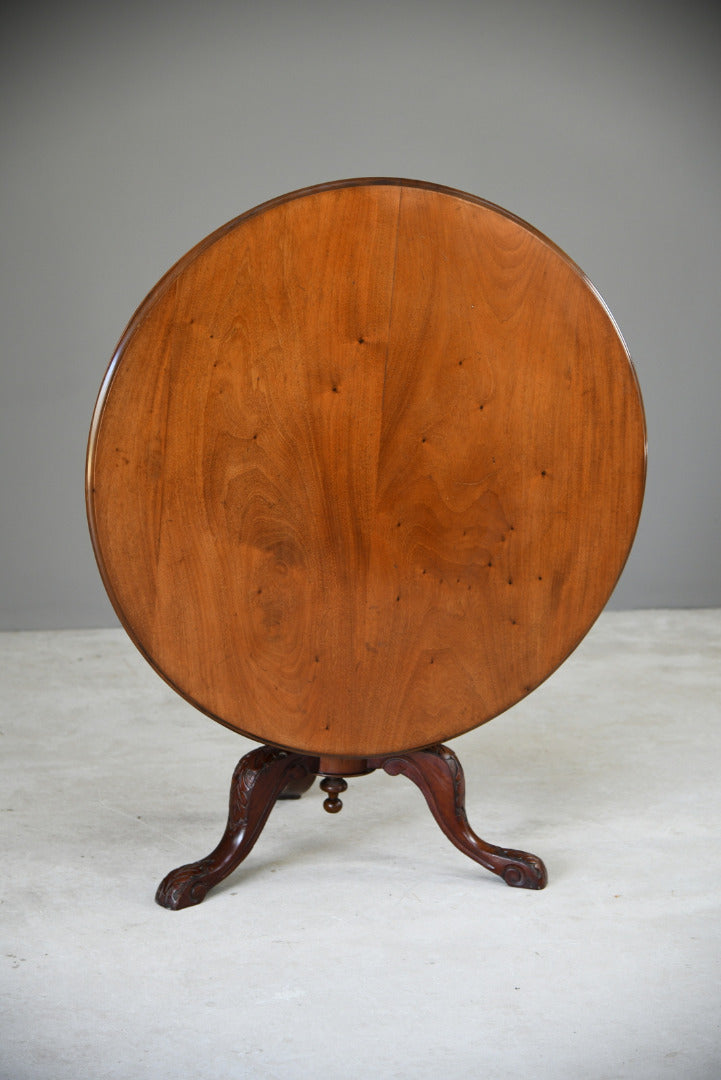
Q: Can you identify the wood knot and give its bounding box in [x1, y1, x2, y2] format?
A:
[320, 776, 348, 813]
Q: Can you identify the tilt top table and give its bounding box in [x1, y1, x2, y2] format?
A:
[86, 178, 646, 908]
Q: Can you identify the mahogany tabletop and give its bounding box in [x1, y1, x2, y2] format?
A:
[87, 179, 646, 758]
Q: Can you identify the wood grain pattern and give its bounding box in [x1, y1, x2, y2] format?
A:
[87, 179, 646, 757]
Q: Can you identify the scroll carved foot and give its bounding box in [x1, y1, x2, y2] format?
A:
[155, 745, 315, 909]
[378, 744, 547, 890]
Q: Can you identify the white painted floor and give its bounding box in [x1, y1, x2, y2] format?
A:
[2, 610, 720, 1080]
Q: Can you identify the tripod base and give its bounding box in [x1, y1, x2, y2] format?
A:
[156, 743, 546, 909]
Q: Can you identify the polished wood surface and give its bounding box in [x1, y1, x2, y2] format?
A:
[87, 179, 646, 758]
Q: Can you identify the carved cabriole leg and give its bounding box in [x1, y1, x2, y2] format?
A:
[155, 745, 315, 910]
[377, 744, 548, 890]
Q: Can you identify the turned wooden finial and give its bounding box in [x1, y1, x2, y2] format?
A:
[320, 776, 348, 813]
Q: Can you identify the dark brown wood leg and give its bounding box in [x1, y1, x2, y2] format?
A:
[278, 772, 316, 799]
[155, 745, 315, 909]
[377, 744, 547, 889]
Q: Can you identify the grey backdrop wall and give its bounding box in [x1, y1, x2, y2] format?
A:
[2, 0, 720, 629]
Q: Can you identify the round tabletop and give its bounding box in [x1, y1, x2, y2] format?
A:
[87, 179, 646, 757]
